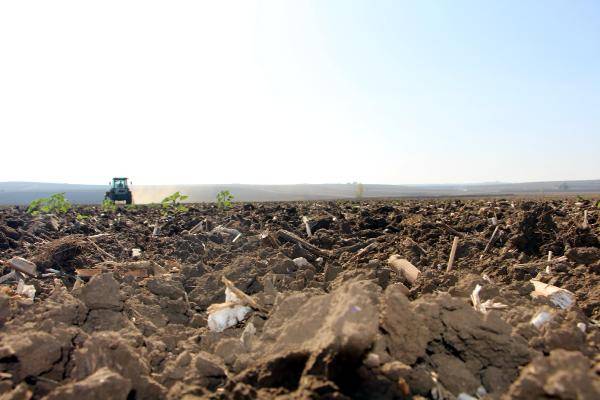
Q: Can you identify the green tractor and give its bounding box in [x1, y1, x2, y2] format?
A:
[105, 177, 133, 204]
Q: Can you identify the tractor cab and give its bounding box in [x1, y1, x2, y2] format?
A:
[105, 177, 133, 204]
[111, 178, 128, 190]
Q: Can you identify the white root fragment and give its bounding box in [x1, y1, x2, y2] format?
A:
[222, 277, 266, 312]
[207, 277, 265, 332]
[471, 284, 507, 314]
[292, 257, 311, 268]
[387, 255, 420, 284]
[545, 251, 553, 274]
[302, 216, 312, 237]
[530, 280, 575, 309]
[213, 226, 242, 241]
[207, 303, 252, 333]
[240, 322, 256, 349]
[515, 256, 567, 269]
[471, 284, 484, 313]
[5, 257, 38, 277]
[348, 242, 378, 262]
[446, 236, 459, 272]
[482, 225, 500, 255]
[188, 220, 204, 234]
[276, 229, 329, 257]
[480, 300, 507, 313]
[582, 210, 588, 229]
[16, 279, 36, 301]
[530, 310, 553, 329]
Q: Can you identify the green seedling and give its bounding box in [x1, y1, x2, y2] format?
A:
[27, 193, 71, 215]
[76, 213, 90, 221]
[216, 190, 234, 210]
[161, 192, 189, 215]
[102, 199, 118, 213]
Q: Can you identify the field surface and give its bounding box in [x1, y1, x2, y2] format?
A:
[0, 199, 599, 399]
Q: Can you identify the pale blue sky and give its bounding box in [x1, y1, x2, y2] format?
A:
[0, 1, 598, 184]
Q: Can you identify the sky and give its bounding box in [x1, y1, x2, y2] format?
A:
[0, 0, 599, 185]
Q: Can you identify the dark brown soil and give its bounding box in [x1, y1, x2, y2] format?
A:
[0, 198, 599, 399]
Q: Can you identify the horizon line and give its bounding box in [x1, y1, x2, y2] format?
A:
[1, 178, 599, 187]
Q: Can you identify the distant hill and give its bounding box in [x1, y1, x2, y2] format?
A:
[0, 180, 599, 205]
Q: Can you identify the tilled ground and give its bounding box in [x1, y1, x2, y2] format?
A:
[0, 198, 599, 399]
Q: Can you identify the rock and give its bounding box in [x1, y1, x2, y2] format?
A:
[40, 282, 88, 325]
[192, 351, 227, 378]
[161, 351, 228, 391]
[188, 272, 224, 309]
[405, 365, 435, 396]
[222, 256, 264, 294]
[292, 257, 312, 269]
[0, 231, 10, 250]
[181, 262, 209, 279]
[83, 309, 135, 332]
[412, 293, 531, 395]
[430, 353, 480, 395]
[270, 259, 296, 274]
[566, 247, 600, 265]
[214, 338, 245, 365]
[482, 366, 513, 394]
[157, 351, 192, 388]
[0, 332, 63, 380]
[324, 263, 342, 282]
[71, 332, 166, 400]
[380, 285, 430, 365]
[43, 368, 132, 400]
[0, 225, 20, 240]
[146, 277, 186, 300]
[306, 217, 333, 233]
[260, 280, 380, 356]
[158, 297, 190, 325]
[505, 350, 600, 400]
[125, 298, 168, 329]
[234, 280, 381, 394]
[78, 273, 123, 311]
[509, 204, 557, 255]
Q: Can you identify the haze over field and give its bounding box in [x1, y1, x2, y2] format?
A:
[1, 180, 599, 205]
